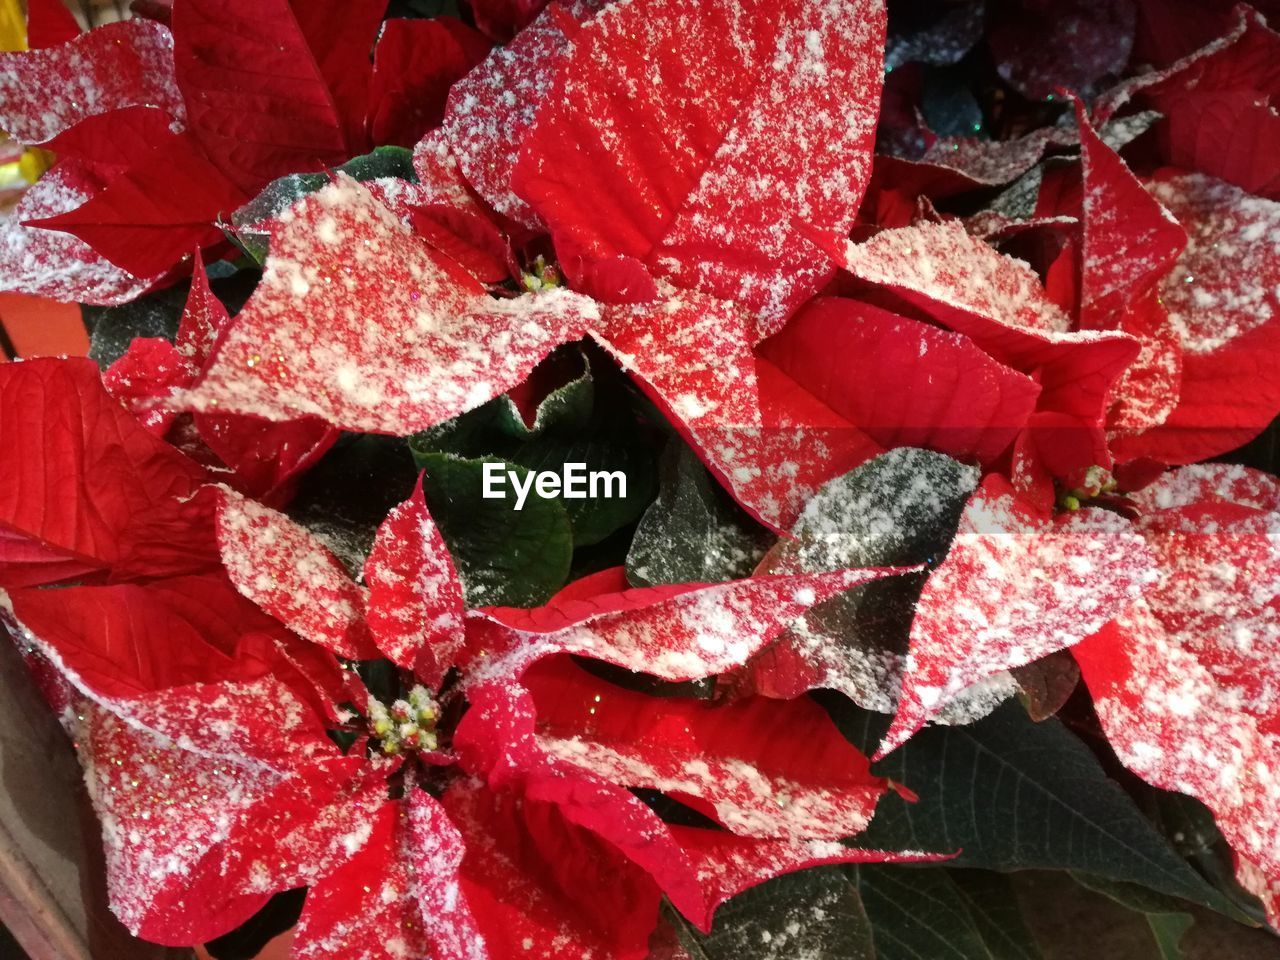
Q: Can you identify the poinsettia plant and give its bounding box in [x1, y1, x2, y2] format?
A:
[2, 0, 1280, 957]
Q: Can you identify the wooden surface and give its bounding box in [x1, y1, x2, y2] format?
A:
[0, 635, 194, 960]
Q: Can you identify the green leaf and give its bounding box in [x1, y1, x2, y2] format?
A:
[830, 700, 1240, 916]
[666, 868, 875, 960]
[1146, 793, 1267, 925]
[1147, 913, 1195, 960]
[416, 452, 573, 606]
[412, 351, 658, 548]
[626, 442, 771, 586]
[854, 866, 1043, 960]
[507, 438, 655, 546]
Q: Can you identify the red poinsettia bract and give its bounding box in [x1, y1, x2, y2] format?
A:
[0, 359, 939, 959]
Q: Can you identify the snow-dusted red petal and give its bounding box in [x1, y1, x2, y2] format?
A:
[443, 1, 600, 228]
[363, 479, 465, 682]
[668, 825, 949, 933]
[1, 574, 292, 700]
[465, 566, 906, 683]
[0, 164, 155, 305]
[191, 759, 396, 904]
[520, 659, 889, 840]
[104, 337, 193, 435]
[176, 251, 234, 364]
[836, 220, 1072, 334]
[291, 801, 429, 960]
[0, 19, 183, 145]
[183, 175, 597, 434]
[1075, 605, 1280, 921]
[597, 290, 881, 531]
[214, 487, 378, 660]
[514, 0, 887, 330]
[1076, 102, 1187, 330]
[877, 476, 1156, 757]
[424, 778, 663, 960]
[77, 705, 281, 944]
[368, 17, 491, 149]
[1113, 173, 1280, 464]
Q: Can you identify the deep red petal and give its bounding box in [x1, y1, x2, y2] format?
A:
[363, 476, 465, 683]
[171, 0, 382, 191]
[184, 176, 596, 434]
[513, 0, 887, 329]
[0, 358, 211, 587]
[214, 487, 378, 660]
[0, 19, 182, 145]
[761, 297, 1041, 465]
[369, 17, 491, 148]
[466, 566, 907, 683]
[878, 475, 1156, 757]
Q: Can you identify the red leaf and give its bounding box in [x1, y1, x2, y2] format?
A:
[177, 249, 233, 364]
[29, 129, 248, 278]
[25, 0, 82, 49]
[465, 566, 906, 683]
[520, 659, 889, 840]
[290, 798, 428, 960]
[596, 290, 881, 531]
[468, 0, 554, 41]
[829, 220, 1139, 482]
[1138, 12, 1280, 200]
[188, 760, 395, 912]
[988, 0, 1136, 101]
[78, 706, 279, 944]
[1113, 172, 1280, 464]
[103, 337, 192, 435]
[1075, 101, 1187, 329]
[194, 412, 339, 503]
[213, 487, 379, 660]
[877, 475, 1156, 757]
[0, 19, 183, 145]
[761, 297, 1042, 465]
[513, 0, 888, 330]
[42, 105, 177, 180]
[2, 574, 293, 701]
[363, 478, 465, 683]
[426, 780, 663, 960]
[184, 176, 597, 435]
[443, 2, 598, 228]
[837, 220, 1073, 334]
[1106, 290, 1184, 435]
[0, 358, 211, 587]
[410, 202, 511, 284]
[0, 163, 156, 305]
[368, 18, 491, 148]
[171, 0, 384, 191]
[1074, 466, 1280, 921]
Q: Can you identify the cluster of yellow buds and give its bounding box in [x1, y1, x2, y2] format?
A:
[367, 685, 439, 755]
[1060, 465, 1119, 511]
[521, 255, 562, 293]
